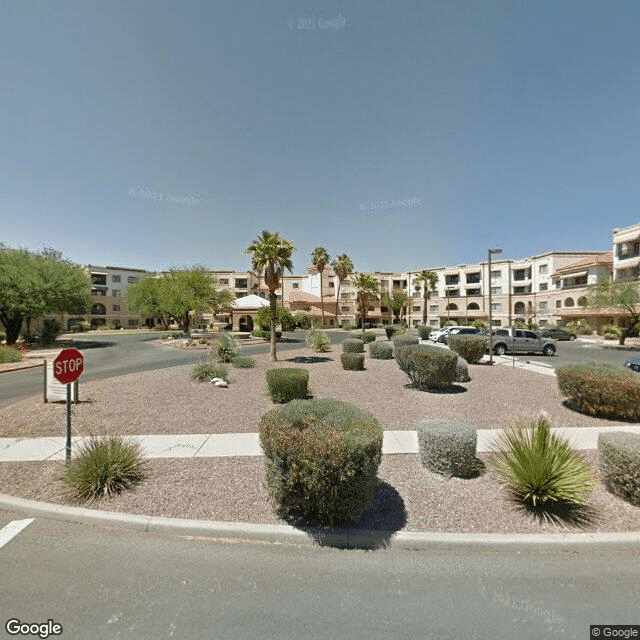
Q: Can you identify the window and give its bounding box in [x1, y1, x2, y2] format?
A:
[219, 278, 229, 285]
[539, 264, 548, 274]
[91, 289, 106, 296]
[127, 276, 138, 284]
[112, 290, 120, 297]
[235, 278, 248, 288]
[292, 283, 299, 289]
[539, 282, 548, 291]
[113, 304, 120, 311]
[539, 301, 548, 310]
[491, 302, 501, 311]
[490, 286, 501, 295]
[412, 305, 420, 312]
[430, 305, 438, 311]
[466, 288, 480, 297]
[380, 280, 389, 286]
[429, 319, 438, 326]
[380, 306, 389, 312]
[329, 281, 334, 288]
[341, 306, 350, 313]
[91, 274, 106, 286]
[112, 275, 121, 282]
[445, 275, 459, 285]
[556, 300, 562, 308]
[491, 270, 501, 278]
[128, 319, 139, 327]
[466, 273, 481, 284]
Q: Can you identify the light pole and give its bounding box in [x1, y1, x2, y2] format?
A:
[488, 248, 503, 365]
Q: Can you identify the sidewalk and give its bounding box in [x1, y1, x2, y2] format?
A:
[2, 426, 640, 462]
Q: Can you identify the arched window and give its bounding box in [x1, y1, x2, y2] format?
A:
[564, 297, 575, 307]
[90, 303, 106, 315]
[514, 301, 525, 315]
[467, 302, 480, 310]
[446, 303, 458, 311]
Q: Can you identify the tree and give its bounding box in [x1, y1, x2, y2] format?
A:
[331, 253, 354, 325]
[0, 245, 90, 344]
[416, 269, 438, 326]
[246, 231, 296, 361]
[351, 273, 379, 332]
[586, 280, 640, 345]
[255, 304, 295, 331]
[311, 246, 330, 327]
[125, 275, 172, 329]
[383, 290, 408, 325]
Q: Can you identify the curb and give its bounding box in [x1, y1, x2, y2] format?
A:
[2, 493, 640, 551]
[0, 359, 45, 374]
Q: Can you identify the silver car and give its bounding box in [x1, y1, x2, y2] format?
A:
[489, 328, 556, 356]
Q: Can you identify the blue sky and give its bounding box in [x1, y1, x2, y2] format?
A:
[2, 1, 639, 275]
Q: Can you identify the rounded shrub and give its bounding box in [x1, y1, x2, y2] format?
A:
[392, 334, 419, 348]
[61, 436, 146, 499]
[376, 323, 384, 329]
[417, 326, 432, 340]
[191, 360, 229, 382]
[252, 329, 282, 340]
[0, 346, 23, 364]
[455, 357, 470, 383]
[395, 344, 457, 389]
[259, 398, 383, 526]
[601, 324, 621, 339]
[231, 355, 255, 368]
[447, 335, 487, 364]
[340, 352, 365, 370]
[342, 338, 364, 353]
[598, 432, 640, 507]
[417, 419, 478, 477]
[306, 328, 331, 352]
[368, 341, 394, 360]
[350, 332, 376, 343]
[266, 368, 309, 403]
[385, 325, 405, 340]
[556, 363, 640, 420]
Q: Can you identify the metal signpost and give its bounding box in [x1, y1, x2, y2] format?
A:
[52, 348, 84, 462]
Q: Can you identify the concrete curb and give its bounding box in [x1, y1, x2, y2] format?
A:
[2, 492, 640, 551]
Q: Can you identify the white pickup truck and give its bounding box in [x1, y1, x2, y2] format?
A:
[489, 328, 556, 356]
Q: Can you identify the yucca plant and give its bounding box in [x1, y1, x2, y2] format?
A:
[191, 360, 229, 382]
[211, 332, 240, 363]
[490, 416, 595, 508]
[62, 436, 146, 500]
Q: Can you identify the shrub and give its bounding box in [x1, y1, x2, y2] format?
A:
[259, 398, 383, 526]
[252, 329, 282, 340]
[38, 319, 60, 346]
[598, 432, 640, 507]
[266, 368, 309, 403]
[191, 360, 229, 382]
[342, 323, 358, 331]
[306, 328, 331, 352]
[601, 324, 621, 339]
[566, 320, 593, 335]
[340, 352, 365, 370]
[0, 346, 24, 364]
[447, 335, 487, 364]
[472, 320, 487, 329]
[293, 312, 312, 329]
[417, 326, 432, 340]
[376, 323, 384, 329]
[0, 331, 5, 342]
[556, 363, 640, 420]
[211, 332, 239, 363]
[231, 355, 255, 368]
[455, 357, 470, 383]
[392, 334, 419, 348]
[395, 344, 457, 389]
[417, 419, 478, 477]
[61, 436, 146, 500]
[490, 416, 596, 508]
[385, 325, 405, 340]
[342, 338, 364, 353]
[369, 341, 393, 359]
[350, 332, 376, 343]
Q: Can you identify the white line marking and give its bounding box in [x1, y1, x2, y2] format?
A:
[0, 518, 34, 549]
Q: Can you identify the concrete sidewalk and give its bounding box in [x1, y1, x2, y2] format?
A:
[2, 426, 640, 462]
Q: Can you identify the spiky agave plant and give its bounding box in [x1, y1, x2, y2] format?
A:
[490, 416, 595, 508]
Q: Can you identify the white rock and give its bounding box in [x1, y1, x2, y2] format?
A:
[214, 380, 228, 388]
[210, 377, 221, 383]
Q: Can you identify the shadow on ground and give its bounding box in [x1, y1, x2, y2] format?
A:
[403, 383, 467, 394]
[56, 339, 117, 350]
[561, 399, 640, 423]
[514, 497, 599, 528]
[285, 356, 333, 364]
[289, 480, 408, 550]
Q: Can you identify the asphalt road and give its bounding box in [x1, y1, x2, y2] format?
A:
[1, 510, 638, 640]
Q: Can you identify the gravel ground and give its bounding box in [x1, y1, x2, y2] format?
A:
[1, 344, 639, 534]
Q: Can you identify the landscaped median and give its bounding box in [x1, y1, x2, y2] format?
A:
[0, 344, 639, 536]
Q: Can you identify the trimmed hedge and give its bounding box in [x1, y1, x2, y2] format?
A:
[417, 326, 432, 340]
[350, 332, 376, 343]
[395, 344, 457, 389]
[417, 419, 478, 477]
[342, 338, 365, 353]
[392, 334, 419, 348]
[447, 335, 487, 364]
[252, 329, 282, 340]
[556, 363, 640, 420]
[455, 357, 470, 383]
[385, 325, 405, 340]
[598, 432, 640, 507]
[266, 368, 309, 403]
[259, 398, 383, 526]
[341, 352, 365, 370]
[369, 341, 394, 359]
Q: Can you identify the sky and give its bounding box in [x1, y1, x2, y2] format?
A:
[1, 0, 639, 275]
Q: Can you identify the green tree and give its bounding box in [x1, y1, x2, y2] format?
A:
[0, 245, 90, 344]
[255, 304, 295, 331]
[416, 269, 438, 326]
[311, 246, 330, 327]
[246, 231, 296, 361]
[586, 280, 640, 345]
[125, 275, 171, 329]
[331, 253, 354, 325]
[351, 273, 379, 333]
[383, 290, 408, 324]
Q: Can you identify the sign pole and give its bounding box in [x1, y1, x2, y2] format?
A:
[66, 383, 72, 462]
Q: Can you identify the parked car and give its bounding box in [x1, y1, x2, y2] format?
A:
[428, 326, 456, 343]
[429, 325, 472, 344]
[624, 356, 640, 372]
[443, 326, 482, 345]
[489, 328, 556, 356]
[540, 327, 577, 341]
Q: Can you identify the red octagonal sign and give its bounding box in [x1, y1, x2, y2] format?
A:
[53, 348, 84, 385]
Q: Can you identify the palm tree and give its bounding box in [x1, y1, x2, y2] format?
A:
[311, 246, 330, 327]
[246, 231, 295, 361]
[351, 273, 379, 333]
[417, 269, 439, 327]
[331, 253, 353, 326]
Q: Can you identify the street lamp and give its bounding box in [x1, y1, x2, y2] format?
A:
[488, 248, 503, 365]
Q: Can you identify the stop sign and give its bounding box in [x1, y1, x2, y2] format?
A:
[53, 348, 84, 384]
